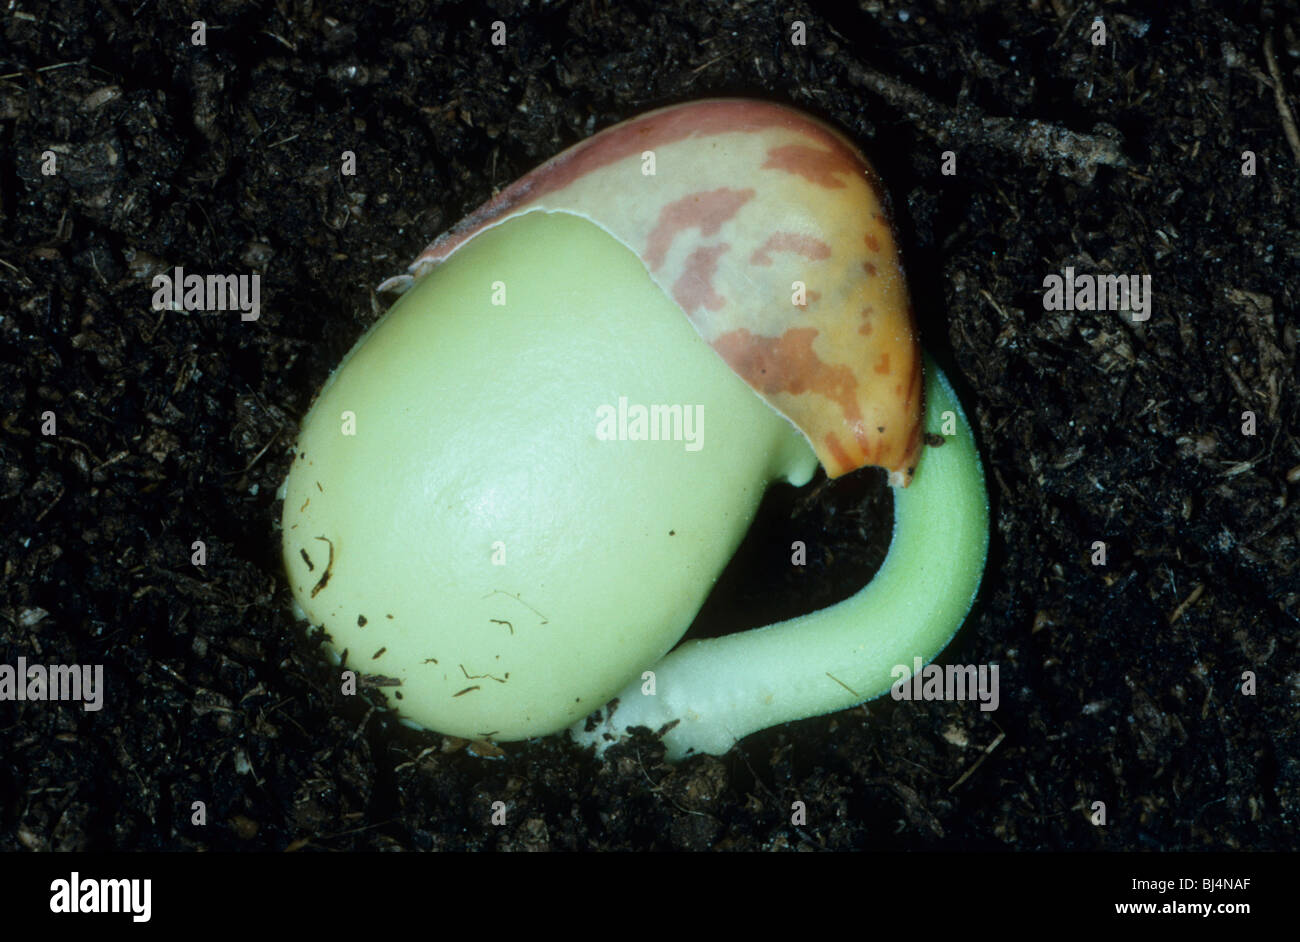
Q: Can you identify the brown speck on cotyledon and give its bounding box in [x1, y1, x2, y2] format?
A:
[460, 664, 506, 684]
[308, 536, 333, 598]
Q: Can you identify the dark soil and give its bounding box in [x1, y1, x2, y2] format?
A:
[1, 0, 1296, 851]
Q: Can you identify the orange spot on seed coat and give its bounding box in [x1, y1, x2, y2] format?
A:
[672, 244, 729, 314]
[713, 327, 864, 431]
[749, 232, 833, 266]
[762, 144, 859, 189]
[645, 188, 754, 271]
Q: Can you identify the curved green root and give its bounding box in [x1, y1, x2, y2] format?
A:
[568, 353, 989, 760]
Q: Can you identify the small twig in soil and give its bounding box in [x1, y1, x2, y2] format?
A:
[947, 729, 1005, 793]
[1263, 32, 1300, 167]
[0, 59, 86, 80]
[832, 58, 1128, 185]
[689, 50, 733, 76]
[1166, 583, 1205, 625]
[0, 256, 32, 285]
[33, 484, 65, 523]
[222, 429, 280, 476]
